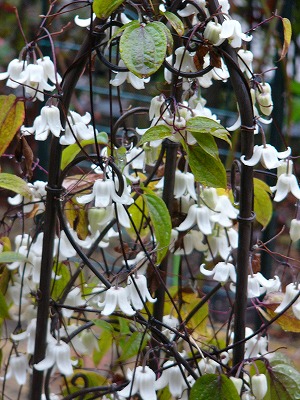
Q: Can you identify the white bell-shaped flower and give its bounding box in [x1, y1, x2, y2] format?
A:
[200, 261, 236, 284]
[98, 286, 136, 316]
[1, 354, 29, 385]
[240, 145, 291, 170]
[127, 274, 157, 310]
[177, 204, 213, 235]
[110, 60, 150, 90]
[155, 360, 188, 398]
[251, 374, 268, 400]
[117, 366, 157, 400]
[34, 340, 75, 376]
[21, 105, 64, 140]
[271, 160, 300, 202]
[218, 19, 252, 48]
[0, 58, 27, 88]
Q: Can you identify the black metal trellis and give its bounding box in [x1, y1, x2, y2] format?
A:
[29, 1, 256, 398]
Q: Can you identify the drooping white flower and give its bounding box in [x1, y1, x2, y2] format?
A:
[11, 318, 53, 355]
[0, 58, 27, 88]
[177, 0, 206, 17]
[34, 340, 75, 376]
[177, 204, 213, 235]
[218, 19, 252, 48]
[237, 49, 253, 79]
[256, 82, 273, 116]
[200, 261, 236, 284]
[240, 145, 291, 170]
[60, 111, 95, 145]
[170, 229, 207, 255]
[205, 227, 238, 261]
[209, 195, 238, 228]
[230, 377, 243, 396]
[77, 176, 134, 208]
[251, 374, 268, 400]
[127, 274, 157, 310]
[289, 219, 300, 242]
[155, 360, 188, 398]
[117, 366, 157, 400]
[98, 286, 136, 316]
[21, 105, 64, 140]
[74, 13, 96, 27]
[110, 60, 150, 90]
[270, 160, 300, 202]
[230, 272, 280, 299]
[0, 354, 29, 385]
[274, 282, 300, 317]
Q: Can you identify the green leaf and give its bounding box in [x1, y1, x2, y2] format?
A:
[0, 95, 24, 156]
[142, 188, 172, 264]
[138, 125, 172, 146]
[0, 251, 28, 264]
[118, 331, 148, 361]
[118, 317, 131, 335]
[186, 144, 227, 188]
[0, 291, 10, 319]
[0, 173, 32, 198]
[93, 328, 113, 365]
[279, 17, 292, 61]
[253, 178, 272, 228]
[190, 374, 240, 400]
[161, 11, 185, 37]
[153, 21, 173, 55]
[120, 21, 167, 78]
[93, 319, 114, 332]
[92, 0, 124, 19]
[188, 131, 220, 159]
[61, 132, 108, 170]
[269, 363, 300, 400]
[186, 117, 231, 146]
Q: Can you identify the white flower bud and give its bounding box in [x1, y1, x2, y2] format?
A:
[230, 376, 243, 395]
[256, 83, 273, 116]
[251, 373, 268, 400]
[290, 219, 300, 242]
[204, 21, 222, 45]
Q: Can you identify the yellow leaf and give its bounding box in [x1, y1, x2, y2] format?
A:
[279, 17, 292, 61]
[0, 95, 24, 156]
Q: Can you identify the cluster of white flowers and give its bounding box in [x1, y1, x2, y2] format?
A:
[0, 56, 61, 101]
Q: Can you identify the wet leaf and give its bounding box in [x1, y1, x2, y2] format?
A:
[0, 95, 24, 156]
[161, 11, 184, 36]
[120, 21, 167, 78]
